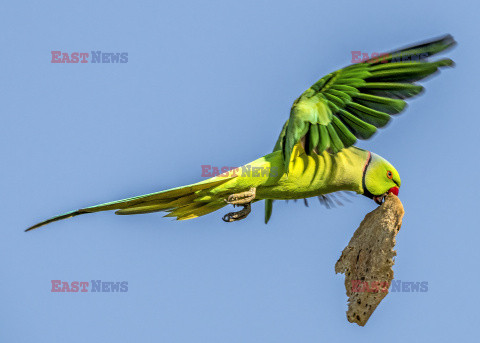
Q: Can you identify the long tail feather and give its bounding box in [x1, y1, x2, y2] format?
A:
[26, 177, 232, 231]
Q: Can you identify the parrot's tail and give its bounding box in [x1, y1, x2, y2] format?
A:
[26, 175, 238, 231]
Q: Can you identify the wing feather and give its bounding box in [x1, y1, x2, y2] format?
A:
[278, 35, 455, 170]
[265, 34, 456, 223]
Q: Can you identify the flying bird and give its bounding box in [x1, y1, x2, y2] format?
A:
[26, 35, 456, 231]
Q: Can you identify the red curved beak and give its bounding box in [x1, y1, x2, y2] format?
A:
[388, 186, 399, 196]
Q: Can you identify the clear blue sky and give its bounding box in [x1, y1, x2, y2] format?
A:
[1, 1, 478, 342]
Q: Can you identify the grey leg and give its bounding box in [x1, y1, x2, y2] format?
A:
[222, 187, 256, 222]
[225, 187, 256, 205]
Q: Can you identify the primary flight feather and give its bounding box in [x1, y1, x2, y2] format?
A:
[27, 34, 456, 231]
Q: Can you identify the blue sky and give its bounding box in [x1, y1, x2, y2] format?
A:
[1, 0, 478, 342]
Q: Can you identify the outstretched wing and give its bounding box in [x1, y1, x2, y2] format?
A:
[278, 34, 455, 170]
[264, 34, 456, 223]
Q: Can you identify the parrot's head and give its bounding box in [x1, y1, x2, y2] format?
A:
[362, 152, 401, 205]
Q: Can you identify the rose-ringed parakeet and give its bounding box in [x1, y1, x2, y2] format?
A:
[26, 35, 455, 231]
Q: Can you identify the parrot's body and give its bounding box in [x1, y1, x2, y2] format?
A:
[27, 35, 455, 231]
[26, 144, 394, 229]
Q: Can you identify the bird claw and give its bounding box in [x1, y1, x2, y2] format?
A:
[222, 187, 256, 222]
[222, 203, 252, 222]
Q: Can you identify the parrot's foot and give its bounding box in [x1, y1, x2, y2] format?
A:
[222, 187, 256, 222]
[225, 187, 256, 205]
[222, 203, 251, 222]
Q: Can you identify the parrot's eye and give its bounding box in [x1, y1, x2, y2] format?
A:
[387, 171, 393, 179]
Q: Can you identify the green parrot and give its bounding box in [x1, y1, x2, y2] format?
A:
[26, 34, 456, 231]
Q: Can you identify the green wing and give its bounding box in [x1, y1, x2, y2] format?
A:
[265, 34, 456, 223]
[280, 34, 456, 168]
